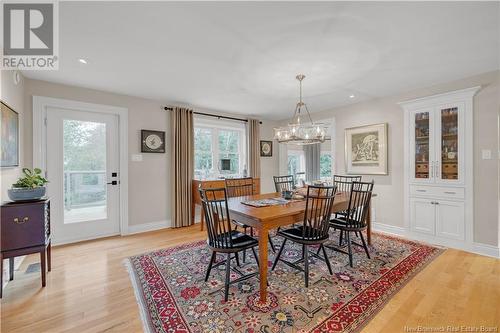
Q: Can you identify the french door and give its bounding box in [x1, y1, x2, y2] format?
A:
[46, 107, 120, 244]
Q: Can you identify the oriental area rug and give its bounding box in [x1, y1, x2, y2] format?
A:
[125, 232, 443, 333]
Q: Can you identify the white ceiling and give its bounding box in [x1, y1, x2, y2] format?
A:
[23, 2, 499, 120]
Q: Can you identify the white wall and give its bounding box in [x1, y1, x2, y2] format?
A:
[259, 120, 280, 193]
[299, 70, 499, 246]
[1, 71, 25, 202]
[23, 78, 278, 228]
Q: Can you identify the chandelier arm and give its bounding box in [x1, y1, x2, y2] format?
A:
[303, 103, 315, 124]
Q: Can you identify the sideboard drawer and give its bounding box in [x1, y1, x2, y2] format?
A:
[1, 201, 47, 251]
[410, 185, 465, 200]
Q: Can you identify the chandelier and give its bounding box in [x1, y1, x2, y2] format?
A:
[274, 74, 327, 145]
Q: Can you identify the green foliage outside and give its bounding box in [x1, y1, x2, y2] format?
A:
[194, 127, 240, 176]
[63, 120, 106, 171]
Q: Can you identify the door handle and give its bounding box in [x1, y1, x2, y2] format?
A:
[107, 180, 118, 185]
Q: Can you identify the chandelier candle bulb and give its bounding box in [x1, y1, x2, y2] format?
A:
[274, 74, 328, 145]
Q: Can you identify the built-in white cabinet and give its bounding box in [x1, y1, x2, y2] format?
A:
[401, 87, 479, 250]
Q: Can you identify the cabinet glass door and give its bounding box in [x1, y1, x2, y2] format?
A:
[440, 107, 458, 180]
[414, 111, 431, 179]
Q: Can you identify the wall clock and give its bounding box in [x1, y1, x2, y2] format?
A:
[260, 140, 273, 157]
[141, 130, 165, 153]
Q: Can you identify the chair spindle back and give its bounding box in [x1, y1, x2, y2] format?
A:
[200, 188, 234, 249]
[274, 175, 295, 193]
[301, 185, 337, 240]
[344, 181, 374, 229]
[333, 175, 362, 193]
[225, 177, 254, 198]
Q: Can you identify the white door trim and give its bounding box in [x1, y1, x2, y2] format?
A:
[32, 96, 129, 237]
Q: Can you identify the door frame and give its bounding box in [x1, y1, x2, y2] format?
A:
[33, 96, 129, 241]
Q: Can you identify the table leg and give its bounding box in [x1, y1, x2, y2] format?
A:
[191, 200, 196, 225]
[367, 202, 372, 245]
[9, 257, 14, 281]
[47, 242, 52, 272]
[258, 227, 269, 303]
[40, 250, 46, 287]
[200, 205, 205, 231]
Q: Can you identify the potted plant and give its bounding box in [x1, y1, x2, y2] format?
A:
[8, 168, 49, 201]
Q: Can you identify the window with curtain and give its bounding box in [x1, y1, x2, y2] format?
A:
[194, 118, 246, 179]
[320, 152, 333, 179]
[287, 149, 305, 182]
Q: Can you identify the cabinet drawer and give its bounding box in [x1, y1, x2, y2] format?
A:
[410, 185, 465, 199]
[1, 203, 47, 251]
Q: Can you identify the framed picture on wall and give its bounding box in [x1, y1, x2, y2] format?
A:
[141, 130, 166, 153]
[1, 101, 19, 167]
[260, 140, 273, 157]
[345, 123, 388, 175]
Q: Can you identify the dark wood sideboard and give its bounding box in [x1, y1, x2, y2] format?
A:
[1, 198, 51, 298]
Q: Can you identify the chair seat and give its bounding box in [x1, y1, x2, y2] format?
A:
[330, 217, 366, 231]
[277, 225, 328, 242]
[211, 230, 258, 249]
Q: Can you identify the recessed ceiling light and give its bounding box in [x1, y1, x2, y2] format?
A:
[349, 94, 355, 99]
[78, 58, 88, 64]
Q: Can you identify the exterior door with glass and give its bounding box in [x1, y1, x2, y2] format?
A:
[46, 108, 120, 244]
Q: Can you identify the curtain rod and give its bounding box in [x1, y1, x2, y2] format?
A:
[164, 106, 262, 124]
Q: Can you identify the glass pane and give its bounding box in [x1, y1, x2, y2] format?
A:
[218, 153, 239, 175]
[218, 130, 240, 175]
[441, 107, 458, 180]
[218, 130, 239, 153]
[320, 153, 332, 178]
[194, 128, 213, 178]
[63, 120, 107, 223]
[415, 112, 430, 179]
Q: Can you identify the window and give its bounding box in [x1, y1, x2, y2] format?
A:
[194, 118, 246, 179]
[287, 149, 305, 181]
[320, 152, 333, 179]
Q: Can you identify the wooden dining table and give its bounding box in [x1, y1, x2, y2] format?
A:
[227, 191, 373, 303]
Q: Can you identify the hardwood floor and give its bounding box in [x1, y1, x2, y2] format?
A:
[1, 226, 498, 333]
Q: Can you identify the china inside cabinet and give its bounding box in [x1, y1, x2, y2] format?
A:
[410, 104, 463, 185]
[402, 87, 479, 250]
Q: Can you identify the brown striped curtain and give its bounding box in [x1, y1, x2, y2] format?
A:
[247, 119, 261, 178]
[170, 107, 194, 228]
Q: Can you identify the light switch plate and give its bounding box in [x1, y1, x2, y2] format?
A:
[481, 149, 492, 160]
[131, 154, 143, 162]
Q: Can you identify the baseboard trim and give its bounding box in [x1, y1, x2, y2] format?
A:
[470, 242, 500, 259]
[372, 223, 406, 237]
[127, 220, 171, 235]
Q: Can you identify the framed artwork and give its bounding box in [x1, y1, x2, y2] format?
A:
[1, 101, 19, 167]
[141, 130, 165, 153]
[345, 123, 388, 175]
[260, 140, 273, 157]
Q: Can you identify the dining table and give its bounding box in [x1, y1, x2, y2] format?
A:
[227, 191, 374, 303]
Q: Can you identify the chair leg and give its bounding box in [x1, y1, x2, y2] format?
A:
[302, 244, 305, 259]
[339, 230, 344, 246]
[272, 239, 287, 270]
[235, 252, 241, 267]
[268, 234, 276, 253]
[346, 232, 353, 268]
[224, 253, 231, 302]
[304, 245, 309, 288]
[242, 226, 249, 263]
[321, 244, 333, 275]
[359, 231, 371, 259]
[205, 251, 216, 282]
[251, 247, 260, 267]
